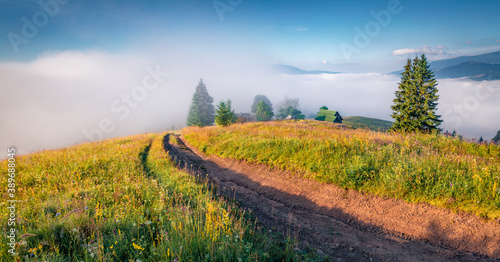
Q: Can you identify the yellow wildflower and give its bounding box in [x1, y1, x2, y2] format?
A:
[132, 242, 144, 250]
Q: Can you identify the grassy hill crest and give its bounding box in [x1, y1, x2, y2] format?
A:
[342, 116, 393, 132]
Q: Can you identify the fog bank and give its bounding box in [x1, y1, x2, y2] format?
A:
[1, 51, 499, 158]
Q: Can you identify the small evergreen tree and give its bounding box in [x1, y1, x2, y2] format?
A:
[187, 79, 215, 127]
[492, 130, 500, 145]
[251, 95, 273, 113]
[215, 100, 235, 127]
[390, 55, 442, 133]
[256, 101, 274, 121]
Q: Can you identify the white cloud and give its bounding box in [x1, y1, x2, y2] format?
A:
[392, 48, 419, 56]
[392, 45, 449, 56]
[295, 26, 308, 32]
[322, 60, 329, 65]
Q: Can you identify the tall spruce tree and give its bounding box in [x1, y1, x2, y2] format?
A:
[187, 79, 215, 127]
[391, 55, 442, 132]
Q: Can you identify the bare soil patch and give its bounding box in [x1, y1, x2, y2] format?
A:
[164, 134, 500, 262]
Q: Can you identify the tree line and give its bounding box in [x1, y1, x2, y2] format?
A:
[186, 79, 305, 127]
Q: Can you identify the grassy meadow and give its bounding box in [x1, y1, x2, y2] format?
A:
[183, 120, 500, 220]
[0, 133, 314, 261]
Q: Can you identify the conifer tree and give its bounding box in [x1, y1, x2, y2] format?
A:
[390, 59, 412, 131]
[256, 101, 274, 121]
[391, 55, 442, 132]
[187, 79, 215, 127]
[215, 99, 236, 127]
[492, 130, 500, 145]
[251, 95, 273, 113]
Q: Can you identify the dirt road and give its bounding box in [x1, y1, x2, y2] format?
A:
[163, 134, 500, 262]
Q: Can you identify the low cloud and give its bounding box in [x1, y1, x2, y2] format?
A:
[438, 79, 500, 139]
[0, 51, 178, 157]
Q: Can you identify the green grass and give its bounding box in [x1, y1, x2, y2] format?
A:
[183, 120, 500, 221]
[0, 133, 317, 261]
[342, 116, 393, 132]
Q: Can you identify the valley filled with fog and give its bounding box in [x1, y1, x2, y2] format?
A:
[1, 51, 498, 158]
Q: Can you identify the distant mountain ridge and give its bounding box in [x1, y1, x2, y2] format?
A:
[430, 51, 500, 70]
[389, 50, 500, 81]
[272, 64, 340, 75]
[435, 61, 500, 81]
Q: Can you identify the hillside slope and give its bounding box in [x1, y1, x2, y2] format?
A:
[0, 134, 308, 261]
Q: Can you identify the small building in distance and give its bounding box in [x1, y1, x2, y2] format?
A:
[315, 110, 343, 124]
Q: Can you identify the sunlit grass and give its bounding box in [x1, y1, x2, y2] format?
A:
[0, 133, 315, 261]
[183, 120, 500, 220]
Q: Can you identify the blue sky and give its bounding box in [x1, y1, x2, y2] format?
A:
[2, 0, 500, 72]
